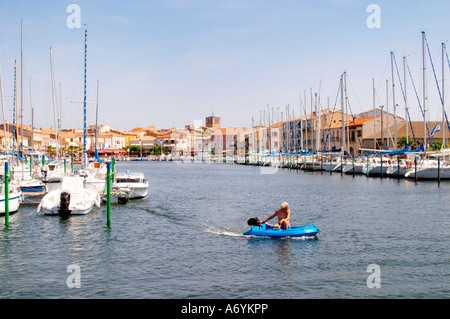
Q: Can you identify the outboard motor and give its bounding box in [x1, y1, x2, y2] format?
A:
[247, 217, 261, 227]
[58, 191, 71, 217]
[41, 168, 47, 180]
[117, 191, 129, 205]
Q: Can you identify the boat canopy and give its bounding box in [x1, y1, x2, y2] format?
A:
[361, 144, 425, 156]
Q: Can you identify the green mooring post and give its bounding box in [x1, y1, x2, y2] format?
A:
[106, 161, 112, 227]
[4, 162, 9, 227]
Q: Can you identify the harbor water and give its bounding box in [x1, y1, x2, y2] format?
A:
[0, 161, 449, 299]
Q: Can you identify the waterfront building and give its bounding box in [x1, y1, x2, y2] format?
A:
[363, 120, 445, 151]
[39, 128, 59, 150]
[94, 131, 126, 150]
[61, 129, 82, 148]
[0, 122, 40, 150]
[119, 130, 138, 147]
[278, 109, 348, 153]
[0, 130, 14, 151]
[128, 135, 156, 151]
[206, 127, 240, 158]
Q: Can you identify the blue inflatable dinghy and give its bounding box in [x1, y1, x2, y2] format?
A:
[243, 223, 319, 238]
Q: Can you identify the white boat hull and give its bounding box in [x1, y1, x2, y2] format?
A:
[112, 182, 148, 199]
[386, 164, 409, 177]
[322, 163, 340, 172]
[342, 163, 364, 174]
[112, 171, 148, 199]
[405, 166, 450, 180]
[0, 195, 21, 215]
[40, 205, 94, 216]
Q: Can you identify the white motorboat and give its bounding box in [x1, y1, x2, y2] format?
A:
[37, 175, 100, 216]
[112, 171, 148, 199]
[0, 182, 21, 216]
[40, 160, 68, 183]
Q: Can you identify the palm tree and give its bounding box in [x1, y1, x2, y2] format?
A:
[397, 135, 416, 150]
[46, 145, 56, 156]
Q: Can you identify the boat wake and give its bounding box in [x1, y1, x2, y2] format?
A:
[200, 225, 245, 238]
[139, 207, 187, 225]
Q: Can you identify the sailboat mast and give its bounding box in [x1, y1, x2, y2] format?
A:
[0, 67, 8, 153]
[386, 79, 389, 149]
[344, 72, 349, 153]
[404, 56, 409, 148]
[315, 93, 319, 152]
[422, 31, 427, 150]
[292, 108, 296, 152]
[13, 60, 17, 154]
[30, 77, 33, 150]
[83, 28, 88, 169]
[442, 42, 446, 148]
[20, 20, 24, 158]
[50, 47, 58, 159]
[304, 90, 307, 150]
[286, 104, 290, 152]
[341, 74, 345, 153]
[95, 79, 99, 151]
[390, 51, 397, 150]
[59, 81, 62, 156]
[280, 111, 283, 153]
[310, 88, 314, 152]
[268, 109, 271, 153]
[20, 19, 24, 179]
[372, 77, 375, 149]
[271, 107, 274, 153]
[299, 92, 303, 151]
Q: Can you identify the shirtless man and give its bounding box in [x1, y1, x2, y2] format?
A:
[261, 202, 291, 229]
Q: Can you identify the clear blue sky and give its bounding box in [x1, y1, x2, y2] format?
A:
[0, 0, 449, 131]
